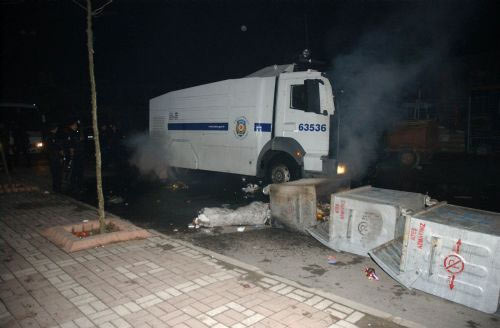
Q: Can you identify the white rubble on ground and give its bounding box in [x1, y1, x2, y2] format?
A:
[193, 201, 270, 227]
[262, 185, 270, 195]
[241, 183, 260, 194]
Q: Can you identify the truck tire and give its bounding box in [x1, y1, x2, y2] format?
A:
[270, 164, 291, 184]
[268, 157, 299, 184]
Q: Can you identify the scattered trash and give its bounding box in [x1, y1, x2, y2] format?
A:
[108, 195, 124, 204]
[83, 220, 89, 223]
[364, 267, 379, 281]
[194, 201, 270, 228]
[327, 256, 337, 264]
[316, 202, 330, 221]
[237, 226, 246, 232]
[188, 224, 195, 229]
[166, 181, 188, 191]
[173, 228, 178, 232]
[242, 183, 259, 194]
[43, 190, 50, 194]
[71, 222, 119, 238]
[425, 195, 439, 206]
[262, 185, 270, 195]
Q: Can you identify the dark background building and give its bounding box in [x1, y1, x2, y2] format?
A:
[1, 0, 499, 133]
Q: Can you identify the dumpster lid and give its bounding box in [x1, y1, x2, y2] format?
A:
[368, 237, 420, 288]
[413, 203, 500, 234]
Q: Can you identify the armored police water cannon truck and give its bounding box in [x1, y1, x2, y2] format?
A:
[149, 63, 347, 184]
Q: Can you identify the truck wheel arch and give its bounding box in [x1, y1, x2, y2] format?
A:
[256, 137, 305, 180]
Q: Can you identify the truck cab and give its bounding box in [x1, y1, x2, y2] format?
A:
[271, 69, 335, 180]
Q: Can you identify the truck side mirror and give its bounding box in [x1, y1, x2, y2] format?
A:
[305, 79, 321, 114]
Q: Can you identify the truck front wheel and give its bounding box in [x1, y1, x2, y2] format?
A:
[270, 164, 291, 184]
[268, 157, 300, 184]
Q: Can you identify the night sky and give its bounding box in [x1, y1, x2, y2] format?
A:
[1, 0, 499, 130]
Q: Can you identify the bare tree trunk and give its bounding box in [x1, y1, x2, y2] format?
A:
[86, 0, 106, 232]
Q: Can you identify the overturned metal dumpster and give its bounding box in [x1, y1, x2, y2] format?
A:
[369, 203, 500, 313]
[269, 178, 349, 233]
[307, 186, 427, 256]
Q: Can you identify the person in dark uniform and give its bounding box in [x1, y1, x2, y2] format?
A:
[46, 123, 64, 193]
[65, 119, 85, 194]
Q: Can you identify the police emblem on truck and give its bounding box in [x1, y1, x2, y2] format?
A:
[234, 117, 248, 139]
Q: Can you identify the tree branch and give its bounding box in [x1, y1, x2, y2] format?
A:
[71, 0, 86, 11]
[93, 0, 113, 17]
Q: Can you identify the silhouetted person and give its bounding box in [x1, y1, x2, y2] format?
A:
[0, 123, 13, 172]
[65, 119, 85, 194]
[46, 123, 64, 193]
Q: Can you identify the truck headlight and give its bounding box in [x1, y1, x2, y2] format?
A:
[36, 142, 44, 148]
[337, 164, 347, 175]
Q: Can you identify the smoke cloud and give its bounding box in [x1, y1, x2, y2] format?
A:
[326, 3, 473, 180]
[127, 133, 170, 179]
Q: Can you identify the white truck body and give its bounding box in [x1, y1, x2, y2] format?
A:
[149, 64, 342, 182]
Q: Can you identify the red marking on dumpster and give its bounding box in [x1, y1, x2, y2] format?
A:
[340, 200, 345, 220]
[417, 223, 426, 249]
[449, 274, 456, 290]
[453, 239, 462, 253]
[444, 254, 464, 274]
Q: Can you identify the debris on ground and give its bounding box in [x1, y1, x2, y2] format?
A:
[237, 227, 245, 232]
[364, 267, 379, 281]
[327, 256, 337, 264]
[316, 202, 330, 221]
[166, 181, 188, 191]
[262, 185, 270, 195]
[71, 222, 119, 238]
[193, 201, 270, 228]
[242, 183, 260, 194]
[107, 195, 124, 204]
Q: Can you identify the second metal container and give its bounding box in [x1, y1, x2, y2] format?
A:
[307, 186, 427, 256]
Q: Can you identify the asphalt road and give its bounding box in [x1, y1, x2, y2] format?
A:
[16, 153, 500, 328]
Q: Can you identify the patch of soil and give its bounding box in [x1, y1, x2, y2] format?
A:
[71, 222, 119, 238]
[41, 218, 151, 252]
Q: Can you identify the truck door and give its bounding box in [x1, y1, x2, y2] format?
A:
[276, 75, 331, 171]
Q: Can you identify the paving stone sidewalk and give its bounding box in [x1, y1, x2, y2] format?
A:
[0, 189, 418, 328]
